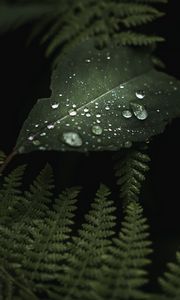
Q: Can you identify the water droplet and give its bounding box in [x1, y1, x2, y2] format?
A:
[39, 146, 46, 151]
[68, 109, 77, 116]
[62, 132, 83, 147]
[85, 59, 91, 63]
[40, 132, 46, 136]
[96, 114, 101, 118]
[135, 90, 145, 99]
[51, 103, 59, 109]
[86, 113, 91, 117]
[72, 104, 77, 108]
[107, 56, 111, 60]
[92, 125, 103, 136]
[122, 110, 132, 119]
[105, 106, 110, 110]
[35, 124, 39, 128]
[28, 135, 34, 141]
[84, 107, 89, 113]
[120, 85, 124, 89]
[47, 124, 55, 129]
[33, 140, 40, 146]
[130, 103, 148, 120]
[124, 141, 132, 148]
[59, 93, 63, 97]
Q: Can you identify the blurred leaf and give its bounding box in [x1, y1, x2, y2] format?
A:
[15, 40, 180, 153]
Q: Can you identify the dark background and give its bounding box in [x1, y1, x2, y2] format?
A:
[0, 0, 180, 292]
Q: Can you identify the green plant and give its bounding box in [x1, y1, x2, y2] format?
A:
[0, 0, 180, 299]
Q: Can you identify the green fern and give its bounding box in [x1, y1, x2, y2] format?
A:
[53, 184, 116, 300]
[0, 151, 6, 166]
[92, 201, 152, 300]
[0, 0, 166, 64]
[0, 165, 26, 224]
[10, 163, 54, 226]
[16, 187, 81, 299]
[114, 148, 150, 207]
[158, 251, 180, 299]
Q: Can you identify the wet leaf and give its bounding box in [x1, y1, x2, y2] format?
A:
[15, 39, 180, 153]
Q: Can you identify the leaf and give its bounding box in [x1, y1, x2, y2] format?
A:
[0, 4, 53, 33]
[15, 39, 180, 153]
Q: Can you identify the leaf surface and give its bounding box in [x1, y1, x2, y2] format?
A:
[15, 40, 180, 153]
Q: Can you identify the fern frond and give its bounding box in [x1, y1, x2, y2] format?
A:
[158, 251, 180, 299]
[0, 0, 166, 64]
[0, 165, 26, 224]
[15, 187, 80, 298]
[92, 201, 152, 300]
[50, 184, 116, 300]
[0, 151, 6, 166]
[11, 163, 54, 226]
[114, 31, 164, 46]
[114, 149, 150, 206]
[121, 13, 164, 28]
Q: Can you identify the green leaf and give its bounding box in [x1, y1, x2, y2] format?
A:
[15, 39, 180, 154]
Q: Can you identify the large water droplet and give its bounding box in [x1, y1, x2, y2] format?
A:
[51, 103, 59, 109]
[122, 110, 132, 119]
[92, 125, 103, 136]
[68, 109, 77, 116]
[47, 124, 55, 129]
[130, 103, 148, 120]
[62, 132, 83, 147]
[135, 90, 145, 99]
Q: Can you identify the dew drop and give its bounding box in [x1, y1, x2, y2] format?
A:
[120, 85, 124, 89]
[105, 106, 110, 110]
[35, 124, 39, 128]
[51, 103, 59, 109]
[40, 132, 46, 137]
[96, 114, 101, 118]
[122, 110, 132, 119]
[33, 140, 40, 146]
[84, 107, 89, 113]
[135, 90, 145, 99]
[86, 113, 91, 117]
[59, 93, 63, 97]
[62, 132, 83, 147]
[92, 125, 103, 136]
[28, 135, 34, 141]
[39, 146, 46, 151]
[68, 109, 77, 116]
[85, 59, 91, 63]
[130, 103, 148, 120]
[47, 124, 55, 129]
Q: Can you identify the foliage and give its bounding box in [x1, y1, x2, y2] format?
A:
[114, 148, 150, 206]
[0, 1, 180, 300]
[0, 166, 180, 300]
[0, 0, 166, 63]
[14, 39, 180, 154]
